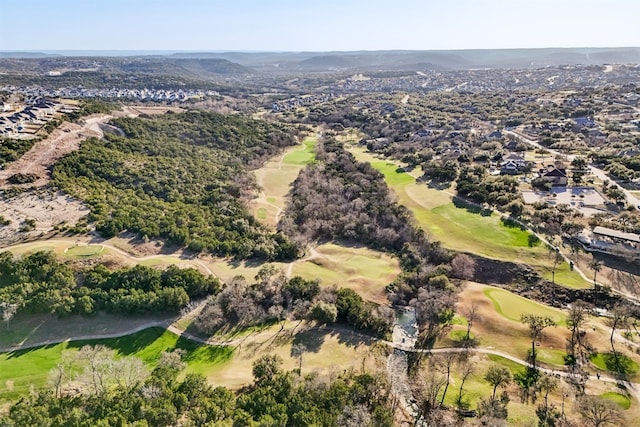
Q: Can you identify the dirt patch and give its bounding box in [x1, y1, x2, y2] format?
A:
[0, 115, 110, 188]
[469, 253, 540, 284]
[0, 189, 89, 246]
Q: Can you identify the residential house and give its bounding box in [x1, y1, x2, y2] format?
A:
[504, 139, 520, 151]
[485, 130, 503, 140]
[500, 153, 527, 175]
[540, 166, 568, 186]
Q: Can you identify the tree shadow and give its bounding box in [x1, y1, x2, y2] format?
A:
[452, 197, 493, 216]
[425, 179, 453, 190]
[603, 352, 637, 378]
[291, 328, 327, 353]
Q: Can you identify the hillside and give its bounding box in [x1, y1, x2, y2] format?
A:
[52, 110, 300, 260]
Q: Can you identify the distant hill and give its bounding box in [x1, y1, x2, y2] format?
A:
[1, 48, 638, 76]
[0, 52, 61, 58]
[164, 47, 640, 72]
[0, 56, 252, 78]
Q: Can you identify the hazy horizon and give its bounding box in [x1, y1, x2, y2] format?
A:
[1, 0, 639, 52]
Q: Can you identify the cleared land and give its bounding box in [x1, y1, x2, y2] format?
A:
[0, 106, 183, 247]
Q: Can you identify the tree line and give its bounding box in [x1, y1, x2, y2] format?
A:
[195, 265, 394, 339]
[278, 137, 460, 347]
[0, 250, 220, 317]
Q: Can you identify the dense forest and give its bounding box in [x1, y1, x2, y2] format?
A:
[0, 250, 220, 316]
[53, 111, 301, 260]
[0, 349, 394, 427]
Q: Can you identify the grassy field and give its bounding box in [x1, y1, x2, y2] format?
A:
[204, 324, 380, 390]
[0, 322, 378, 401]
[0, 328, 232, 401]
[483, 287, 567, 326]
[601, 391, 631, 409]
[63, 244, 105, 258]
[447, 283, 570, 368]
[251, 135, 317, 227]
[540, 261, 591, 289]
[282, 136, 317, 165]
[291, 243, 400, 304]
[0, 312, 173, 350]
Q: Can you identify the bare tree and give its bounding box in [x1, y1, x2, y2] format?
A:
[48, 351, 76, 398]
[456, 361, 475, 406]
[75, 345, 114, 395]
[566, 302, 591, 363]
[607, 305, 629, 358]
[521, 314, 556, 369]
[0, 302, 18, 330]
[431, 352, 457, 407]
[411, 370, 448, 416]
[291, 343, 307, 375]
[451, 253, 476, 280]
[576, 395, 623, 427]
[110, 357, 149, 390]
[461, 301, 480, 345]
[536, 373, 559, 426]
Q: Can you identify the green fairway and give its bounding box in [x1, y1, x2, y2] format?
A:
[591, 352, 639, 376]
[601, 392, 631, 409]
[369, 161, 414, 185]
[283, 136, 317, 165]
[0, 328, 231, 401]
[541, 261, 591, 289]
[487, 354, 527, 374]
[256, 207, 267, 220]
[63, 244, 105, 258]
[483, 287, 566, 326]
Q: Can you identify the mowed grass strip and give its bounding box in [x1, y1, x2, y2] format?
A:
[483, 287, 566, 326]
[63, 244, 105, 258]
[541, 261, 591, 289]
[0, 328, 231, 401]
[600, 392, 631, 409]
[283, 136, 317, 165]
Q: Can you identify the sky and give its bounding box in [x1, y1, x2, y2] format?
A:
[1, 0, 639, 52]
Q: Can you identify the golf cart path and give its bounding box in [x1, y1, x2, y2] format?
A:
[2, 316, 638, 403]
[0, 238, 215, 277]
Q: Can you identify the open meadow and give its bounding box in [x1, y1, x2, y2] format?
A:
[291, 243, 400, 304]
